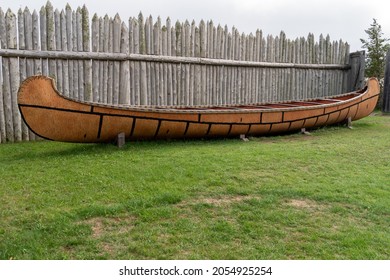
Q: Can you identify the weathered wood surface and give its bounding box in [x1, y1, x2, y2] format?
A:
[0, 49, 352, 69]
[382, 49, 390, 113]
[348, 51, 366, 91]
[0, 2, 362, 143]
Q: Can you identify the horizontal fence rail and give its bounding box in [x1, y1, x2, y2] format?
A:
[0, 1, 364, 143]
[0, 49, 351, 69]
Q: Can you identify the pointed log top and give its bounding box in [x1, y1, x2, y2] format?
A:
[130, 17, 138, 25]
[39, 6, 46, 14]
[46, 1, 53, 9]
[121, 22, 128, 31]
[6, 9, 15, 17]
[82, 5, 89, 16]
[65, 3, 72, 10]
[114, 13, 121, 21]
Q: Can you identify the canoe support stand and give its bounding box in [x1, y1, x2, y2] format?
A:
[300, 128, 311, 135]
[347, 117, 353, 129]
[240, 134, 249, 141]
[339, 117, 353, 129]
[115, 132, 126, 148]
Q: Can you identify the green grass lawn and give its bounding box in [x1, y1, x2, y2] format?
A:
[0, 114, 389, 260]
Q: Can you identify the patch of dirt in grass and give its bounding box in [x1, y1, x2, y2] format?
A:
[177, 195, 261, 207]
[251, 133, 315, 143]
[71, 215, 136, 258]
[78, 217, 104, 238]
[82, 216, 136, 238]
[75, 215, 137, 257]
[285, 199, 327, 211]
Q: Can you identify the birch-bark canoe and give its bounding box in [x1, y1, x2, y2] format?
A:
[17, 75, 379, 143]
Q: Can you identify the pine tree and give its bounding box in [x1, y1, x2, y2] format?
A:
[360, 18, 389, 79]
[360, 19, 389, 109]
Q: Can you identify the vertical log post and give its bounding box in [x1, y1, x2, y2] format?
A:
[382, 49, 390, 113]
[91, 13, 99, 102]
[0, 8, 6, 143]
[119, 22, 130, 104]
[6, 9, 21, 142]
[112, 14, 121, 105]
[82, 5, 92, 102]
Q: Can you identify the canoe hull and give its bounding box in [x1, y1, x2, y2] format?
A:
[17, 76, 380, 143]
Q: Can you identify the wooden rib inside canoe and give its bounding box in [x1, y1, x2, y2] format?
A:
[17, 75, 380, 143]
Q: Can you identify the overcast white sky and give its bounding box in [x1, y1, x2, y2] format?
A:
[1, 0, 389, 52]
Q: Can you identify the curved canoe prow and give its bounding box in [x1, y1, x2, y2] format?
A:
[18, 76, 98, 142]
[17, 75, 380, 143]
[353, 77, 380, 121]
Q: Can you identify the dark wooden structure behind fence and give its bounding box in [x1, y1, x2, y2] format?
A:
[382, 49, 390, 113]
[0, 1, 365, 143]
